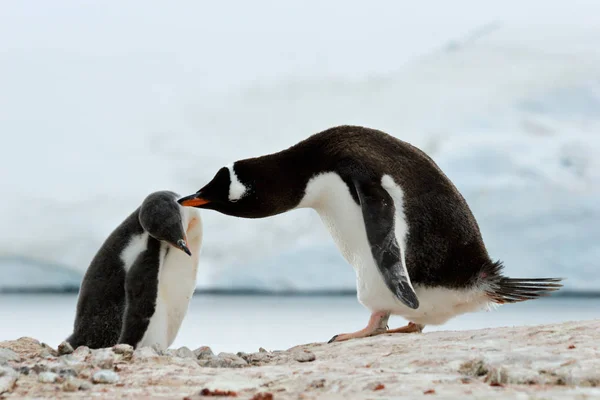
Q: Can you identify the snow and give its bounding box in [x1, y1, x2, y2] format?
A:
[1, 1, 599, 292]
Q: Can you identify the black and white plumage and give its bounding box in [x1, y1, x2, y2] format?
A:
[177, 126, 563, 342]
[66, 190, 202, 350]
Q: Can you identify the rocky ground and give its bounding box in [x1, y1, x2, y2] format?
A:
[1, 319, 599, 399]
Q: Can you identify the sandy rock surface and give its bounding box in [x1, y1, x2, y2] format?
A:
[0, 320, 599, 399]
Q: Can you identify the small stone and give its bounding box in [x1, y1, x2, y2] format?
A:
[0, 367, 18, 378]
[92, 369, 120, 384]
[78, 369, 91, 379]
[133, 346, 159, 361]
[193, 346, 214, 360]
[485, 366, 509, 386]
[459, 359, 489, 377]
[258, 347, 268, 353]
[91, 348, 114, 369]
[112, 344, 134, 356]
[294, 351, 316, 363]
[199, 352, 247, 368]
[57, 341, 74, 355]
[62, 377, 85, 392]
[0, 348, 20, 364]
[46, 359, 82, 378]
[32, 363, 48, 374]
[0, 366, 18, 394]
[18, 366, 30, 375]
[40, 343, 58, 357]
[73, 346, 91, 359]
[365, 382, 385, 391]
[199, 388, 238, 397]
[60, 355, 86, 373]
[175, 346, 195, 359]
[251, 393, 273, 400]
[239, 352, 275, 366]
[38, 371, 60, 383]
[308, 378, 326, 389]
[79, 381, 93, 390]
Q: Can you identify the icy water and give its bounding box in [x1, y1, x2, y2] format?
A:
[0, 294, 598, 354]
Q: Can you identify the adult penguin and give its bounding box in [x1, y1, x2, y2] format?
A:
[178, 126, 562, 343]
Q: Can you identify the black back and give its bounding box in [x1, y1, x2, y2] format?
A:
[189, 126, 493, 290]
[286, 126, 492, 289]
[66, 208, 144, 349]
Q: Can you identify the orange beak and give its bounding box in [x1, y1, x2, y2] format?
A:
[178, 193, 210, 207]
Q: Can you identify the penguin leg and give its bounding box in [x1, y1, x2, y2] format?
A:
[327, 311, 390, 343]
[385, 322, 424, 334]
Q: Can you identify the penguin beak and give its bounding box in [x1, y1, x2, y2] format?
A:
[178, 193, 210, 208]
[176, 239, 192, 256]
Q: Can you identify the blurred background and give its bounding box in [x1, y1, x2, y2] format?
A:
[1, 1, 598, 351]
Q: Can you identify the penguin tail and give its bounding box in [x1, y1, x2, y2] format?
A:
[480, 260, 564, 304]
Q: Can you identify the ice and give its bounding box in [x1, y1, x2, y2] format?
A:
[1, 1, 599, 292]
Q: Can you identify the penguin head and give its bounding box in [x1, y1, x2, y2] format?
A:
[177, 160, 299, 218]
[139, 191, 192, 256]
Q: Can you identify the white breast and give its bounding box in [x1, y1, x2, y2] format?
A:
[297, 172, 490, 326]
[296, 172, 404, 312]
[137, 208, 203, 349]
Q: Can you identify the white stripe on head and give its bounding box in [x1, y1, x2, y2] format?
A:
[226, 163, 248, 201]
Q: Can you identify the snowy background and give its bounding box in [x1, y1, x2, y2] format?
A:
[1, 1, 599, 293]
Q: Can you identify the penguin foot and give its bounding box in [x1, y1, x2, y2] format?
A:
[385, 322, 424, 334]
[327, 311, 390, 343]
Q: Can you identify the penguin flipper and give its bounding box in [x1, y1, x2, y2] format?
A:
[354, 180, 419, 309]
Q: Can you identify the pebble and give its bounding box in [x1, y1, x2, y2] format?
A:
[38, 371, 60, 383]
[175, 346, 195, 359]
[18, 366, 30, 375]
[193, 346, 214, 360]
[62, 377, 86, 392]
[294, 351, 316, 363]
[308, 378, 326, 389]
[198, 352, 247, 368]
[60, 355, 86, 373]
[112, 344, 134, 356]
[239, 351, 275, 366]
[57, 341, 74, 355]
[0, 348, 20, 364]
[92, 369, 120, 384]
[0, 367, 18, 378]
[0, 366, 18, 394]
[47, 360, 81, 378]
[78, 369, 91, 380]
[485, 366, 510, 386]
[32, 363, 47, 374]
[133, 346, 159, 361]
[72, 346, 91, 360]
[39, 343, 58, 358]
[91, 348, 114, 369]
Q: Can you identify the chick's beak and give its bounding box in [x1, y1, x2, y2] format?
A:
[176, 239, 192, 256]
[178, 193, 210, 207]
